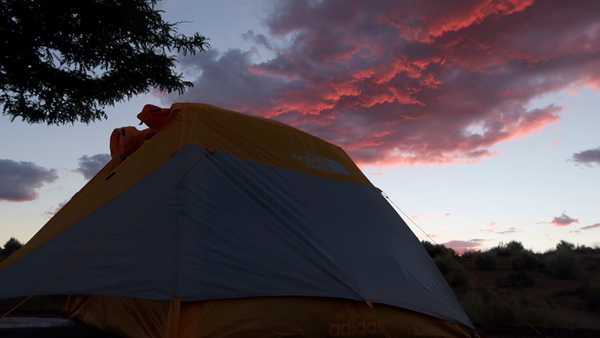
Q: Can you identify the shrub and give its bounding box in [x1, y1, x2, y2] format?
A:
[506, 241, 525, 253]
[461, 250, 478, 260]
[582, 280, 600, 312]
[1, 237, 22, 257]
[434, 254, 470, 291]
[493, 241, 525, 257]
[496, 271, 535, 288]
[460, 291, 486, 326]
[546, 250, 580, 280]
[574, 244, 599, 254]
[512, 251, 543, 270]
[422, 241, 456, 259]
[555, 240, 575, 252]
[448, 266, 471, 291]
[475, 252, 497, 271]
[461, 289, 516, 328]
[434, 255, 453, 276]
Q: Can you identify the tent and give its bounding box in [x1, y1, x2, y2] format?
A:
[0, 103, 477, 338]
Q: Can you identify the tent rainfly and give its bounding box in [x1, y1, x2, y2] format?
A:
[0, 103, 477, 338]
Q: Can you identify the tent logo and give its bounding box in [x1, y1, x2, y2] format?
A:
[328, 320, 385, 337]
[293, 153, 350, 175]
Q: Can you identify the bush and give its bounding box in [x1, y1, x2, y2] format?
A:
[475, 252, 497, 271]
[582, 280, 600, 312]
[448, 266, 471, 291]
[493, 241, 525, 257]
[461, 289, 517, 328]
[434, 254, 454, 276]
[496, 271, 535, 288]
[555, 240, 575, 252]
[422, 241, 457, 258]
[546, 250, 580, 280]
[434, 254, 470, 291]
[512, 251, 543, 270]
[1, 237, 22, 257]
[574, 244, 600, 254]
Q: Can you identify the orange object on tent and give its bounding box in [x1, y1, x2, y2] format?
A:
[138, 104, 175, 130]
[109, 127, 150, 160]
[109, 105, 174, 160]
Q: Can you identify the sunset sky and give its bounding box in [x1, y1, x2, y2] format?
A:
[1, 0, 599, 253]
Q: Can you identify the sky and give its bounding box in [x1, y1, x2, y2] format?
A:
[1, 0, 599, 253]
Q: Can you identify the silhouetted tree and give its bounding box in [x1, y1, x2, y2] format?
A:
[1, 237, 23, 257]
[422, 241, 457, 258]
[1, 0, 208, 124]
[555, 240, 575, 252]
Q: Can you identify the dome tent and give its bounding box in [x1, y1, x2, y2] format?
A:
[0, 103, 476, 338]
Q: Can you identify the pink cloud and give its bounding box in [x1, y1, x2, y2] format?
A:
[173, 0, 600, 165]
[551, 213, 579, 227]
[443, 239, 486, 254]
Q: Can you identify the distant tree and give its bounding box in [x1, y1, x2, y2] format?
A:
[555, 240, 575, 252]
[2, 237, 23, 257]
[422, 241, 457, 258]
[1, 0, 208, 124]
[492, 241, 524, 257]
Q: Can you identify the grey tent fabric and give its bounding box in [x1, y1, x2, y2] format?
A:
[0, 144, 472, 328]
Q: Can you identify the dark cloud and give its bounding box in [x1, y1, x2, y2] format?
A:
[573, 147, 600, 166]
[170, 0, 600, 164]
[443, 239, 485, 254]
[551, 213, 579, 227]
[242, 30, 273, 50]
[0, 159, 58, 202]
[581, 223, 600, 231]
[75, 154, 110, 180]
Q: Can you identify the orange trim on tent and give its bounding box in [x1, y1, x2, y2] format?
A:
[65, 296, 477, 338]
[165, 299, 181, 338]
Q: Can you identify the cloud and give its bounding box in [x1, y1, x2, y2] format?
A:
[497, 227, 519, 234]
[581, 223, 600, 231]
[443, 239, 485, 254]
[481, 222, 519, 234]
[0, 159, 58, 202]
[242, 30, 273, 50]
[551, 213, 579, 227]
[75, 154, 110, 180]
[170, 0, 600, 165]
[45, 200, 68, 216]
[573, 147, 600, 166]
